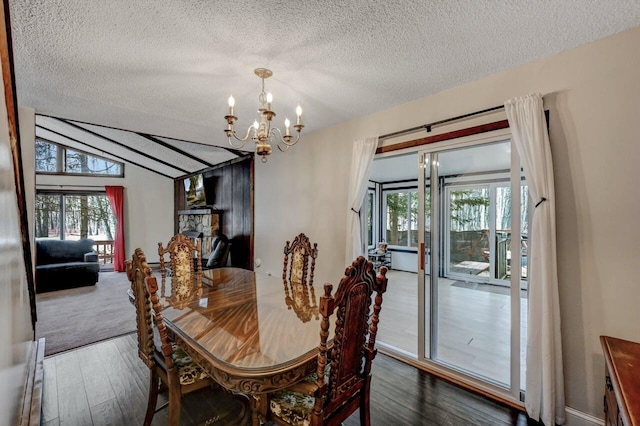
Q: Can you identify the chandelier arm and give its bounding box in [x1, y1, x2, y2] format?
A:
[277, 143, 290, 152]
[277, 132, 301, 149]
[270, 128, 291, 152]
[228, 126, 256, 148]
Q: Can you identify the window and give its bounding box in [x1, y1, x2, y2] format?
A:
[35, 139, 124, 176]
[35, 192, 116, 242]
[384, 190, 418, 247]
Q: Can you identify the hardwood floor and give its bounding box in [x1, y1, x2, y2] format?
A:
[42, 333, 249, 426]
[42, 333, 538, 425]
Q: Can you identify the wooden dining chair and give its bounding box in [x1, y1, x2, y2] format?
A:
[283, 233, 318, 286]
[127, 247, 217, 426]
[262, 256, 388, 426]
[158, 233, 203, 309]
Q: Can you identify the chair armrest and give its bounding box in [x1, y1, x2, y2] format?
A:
[84, 252, 98, 263]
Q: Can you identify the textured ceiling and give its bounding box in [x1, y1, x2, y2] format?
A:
[10, 1, 640, 152]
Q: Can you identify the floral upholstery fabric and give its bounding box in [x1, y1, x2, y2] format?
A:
[170, 342, 208, 385]
[269, 390, 314, 426]
[172, 245, 194, 305]
[291, 248, 305, 284]
[269, 366, 330, 426]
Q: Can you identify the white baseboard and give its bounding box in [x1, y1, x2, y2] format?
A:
[565, 406, 604, 426]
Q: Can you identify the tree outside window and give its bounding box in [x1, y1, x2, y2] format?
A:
[35, 193, 116, 241]
[385, 191, 418, 247]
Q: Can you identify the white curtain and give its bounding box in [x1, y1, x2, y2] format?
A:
[505, 94, 565, 426]
[346, 137, 378, 264]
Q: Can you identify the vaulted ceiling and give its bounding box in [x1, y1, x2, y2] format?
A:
[10, 1, 640, 170]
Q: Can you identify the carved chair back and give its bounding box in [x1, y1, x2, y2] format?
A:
[158, 234, 203, 309]
[283, 233, 318, 286]
[315, 256, 388, 425]
[126, 248, 156, 369]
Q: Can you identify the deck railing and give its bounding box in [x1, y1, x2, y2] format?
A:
[93, 240, 114, 265]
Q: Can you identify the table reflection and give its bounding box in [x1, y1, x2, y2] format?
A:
[283, 279, 319, 323]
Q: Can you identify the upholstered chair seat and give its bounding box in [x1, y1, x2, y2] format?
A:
[166, 342, 209, 386]
[268, 366, 331, 426]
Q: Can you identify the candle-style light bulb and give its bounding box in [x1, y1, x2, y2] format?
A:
[228, 95, 235, 115]
[296, 105, 302, 125]
[266, 92, 273, 110]
[253, 120, 259, 129]
[284, 118, 291, 136]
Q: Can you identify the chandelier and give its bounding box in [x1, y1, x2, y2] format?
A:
[224, 68, 304, 162]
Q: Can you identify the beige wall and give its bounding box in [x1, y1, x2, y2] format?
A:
[36, 163, 174, 263]
[254, 26, 640, 419]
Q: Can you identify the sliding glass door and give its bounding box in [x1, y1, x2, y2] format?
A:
[418, 139, 528, 397]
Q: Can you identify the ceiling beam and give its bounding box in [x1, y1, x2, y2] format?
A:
[51, 117, 191, 174]
[36, 124, 176, 179]
[36, 112, 248, 153]
[137, 133, 213, 168]
[175, 153, 254, 180]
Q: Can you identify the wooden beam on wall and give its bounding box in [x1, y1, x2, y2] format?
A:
[1, 0, 37, 328]
[376, 119, 510, 154]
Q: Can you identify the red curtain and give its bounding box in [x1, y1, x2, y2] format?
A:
[105, 186, 125, 272]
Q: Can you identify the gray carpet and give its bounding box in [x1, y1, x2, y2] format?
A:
[36, 271, 136, 356]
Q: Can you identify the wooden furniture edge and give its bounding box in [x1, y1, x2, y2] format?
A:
[20, 337, 45, 426]
[168, 327, 318, 394]
[600, 335, 638, 426]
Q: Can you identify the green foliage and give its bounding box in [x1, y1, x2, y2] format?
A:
[449, 189, 489, 231]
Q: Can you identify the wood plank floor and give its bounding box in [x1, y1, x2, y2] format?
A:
[42, 333, 539, 425]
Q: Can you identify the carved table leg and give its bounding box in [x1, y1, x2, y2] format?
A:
[251, 394, 267, 426]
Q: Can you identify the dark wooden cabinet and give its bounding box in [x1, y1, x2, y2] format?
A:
[601, 336, 640, 425]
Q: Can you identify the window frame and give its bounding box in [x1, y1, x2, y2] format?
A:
[35, 138, 125, 178]
[365, 188, 376, 250]
[35, 190, 116, 242]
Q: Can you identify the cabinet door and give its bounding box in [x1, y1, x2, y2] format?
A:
[604, 372, 619, 426]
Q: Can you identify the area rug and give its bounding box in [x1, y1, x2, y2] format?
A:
[451, 280, 528, 298]
[36, 271, 136, 356]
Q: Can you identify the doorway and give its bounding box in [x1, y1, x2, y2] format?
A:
[370, 134, 528, 402]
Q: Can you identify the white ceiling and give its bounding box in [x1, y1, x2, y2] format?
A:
[10, 1, 640, 153]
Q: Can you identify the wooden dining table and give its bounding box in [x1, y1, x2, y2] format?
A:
[160, 267, 331, 425]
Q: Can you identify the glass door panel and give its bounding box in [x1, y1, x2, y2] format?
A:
[430, 141, 514, 387]
[373, 152, 420, 358]
[420, 153, 431, 358]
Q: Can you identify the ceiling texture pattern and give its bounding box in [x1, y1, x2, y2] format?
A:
[10, 1, 640, 170]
